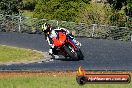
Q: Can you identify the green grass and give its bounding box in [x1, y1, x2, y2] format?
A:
[22, 10, 33, 18]
[0, 76, 131, 88]
[0, 45, 44, 63]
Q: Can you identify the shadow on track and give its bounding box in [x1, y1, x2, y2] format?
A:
[55, 57, 84, 61]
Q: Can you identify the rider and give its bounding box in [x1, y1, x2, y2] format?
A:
[42, 23, 81, 59]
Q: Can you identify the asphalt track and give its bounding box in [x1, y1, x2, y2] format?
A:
[0, 32, 132, 71]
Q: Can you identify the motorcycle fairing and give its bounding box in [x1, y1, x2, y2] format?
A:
[52, 32, 66, 47]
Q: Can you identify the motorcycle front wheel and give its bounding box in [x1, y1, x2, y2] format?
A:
[64, 45, 79, 60]
[77, 49, 84, 60]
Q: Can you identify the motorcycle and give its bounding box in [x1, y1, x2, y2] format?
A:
[52, 31, 84, 60]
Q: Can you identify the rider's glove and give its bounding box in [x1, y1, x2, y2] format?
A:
[68, 33, 74, 39]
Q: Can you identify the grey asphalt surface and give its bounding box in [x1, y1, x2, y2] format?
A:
[0, 32, 132, 71]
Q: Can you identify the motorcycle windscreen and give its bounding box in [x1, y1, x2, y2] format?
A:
[52, 32, 66, 47]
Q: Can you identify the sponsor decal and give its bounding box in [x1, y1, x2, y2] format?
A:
[76, 66, 131, 85]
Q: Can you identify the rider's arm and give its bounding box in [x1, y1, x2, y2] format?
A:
[47, 36, 54, 47]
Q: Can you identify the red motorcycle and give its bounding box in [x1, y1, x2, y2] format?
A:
[52, 31, 84, 60]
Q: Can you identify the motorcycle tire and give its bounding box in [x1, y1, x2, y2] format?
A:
[77, 49, 84, 60]
[64, 45, 79, 60]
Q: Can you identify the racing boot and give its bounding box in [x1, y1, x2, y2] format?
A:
[49, 48, 59, 60]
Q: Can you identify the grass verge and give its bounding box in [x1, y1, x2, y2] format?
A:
[0, 45, 44, 63]
[0, 71, 131, 88]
